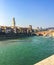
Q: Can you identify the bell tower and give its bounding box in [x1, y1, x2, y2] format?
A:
[12, 17, 16, 27]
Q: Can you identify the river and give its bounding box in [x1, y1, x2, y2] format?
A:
[0, 36, 54, 65]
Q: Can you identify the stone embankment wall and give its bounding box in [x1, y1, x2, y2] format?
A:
[34, 55, 54, 65]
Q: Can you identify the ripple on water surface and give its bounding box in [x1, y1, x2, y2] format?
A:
[0, 36, 54, 65]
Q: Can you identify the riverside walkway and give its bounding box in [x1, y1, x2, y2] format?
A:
[34, 55, 54, 65]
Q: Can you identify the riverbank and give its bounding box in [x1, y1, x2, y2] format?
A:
[0, 33, 35, 41]
[34, 55, 54, 65]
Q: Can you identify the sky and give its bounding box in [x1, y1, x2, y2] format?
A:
[0, 0, 54, 28]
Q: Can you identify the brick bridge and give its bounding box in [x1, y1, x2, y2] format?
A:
[36, 30, 54, 36]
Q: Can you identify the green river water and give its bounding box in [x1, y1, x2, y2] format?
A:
[0, 36, 54, 65]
